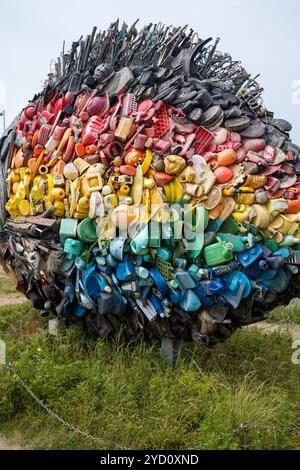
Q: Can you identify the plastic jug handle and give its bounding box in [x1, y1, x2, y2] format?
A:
[230, 274, 240, 293]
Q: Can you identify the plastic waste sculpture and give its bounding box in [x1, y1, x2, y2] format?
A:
[1, 21, 300, 349]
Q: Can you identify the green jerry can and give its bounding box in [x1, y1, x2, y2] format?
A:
[203, 237, 234, 267]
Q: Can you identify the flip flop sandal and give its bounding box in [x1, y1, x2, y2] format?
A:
[278, 164, 295, 176]
[294, 163, 300, 175]
[227, 131, 242, 142]
[203, 187, 223, 210]
[267, 189, 286, 200]
[217, 141, 241, 152]
[195, 89, 214, 110]
[242, 138, 266, 154]
[213, 127, 228, 146]
[236, 148, 247, 163]
[260, 165, 281, 177]
[171, 88, 198, 105]
[187, 108, 203, 124]
[201, 106, 223, 127]
[225, 116, 250, 132]
[269, 118, 292, 133]
[273, 148, 287, 166]
[279, 175, 297, 189]
[206, 111, 225, 132]
[265, 177, 280, 192]
[239, 124, 265, 139]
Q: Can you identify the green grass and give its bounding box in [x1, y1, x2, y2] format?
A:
[0, 302, 300, 450]
[0, 271, 19, 295]
[269, 300, 300, 325]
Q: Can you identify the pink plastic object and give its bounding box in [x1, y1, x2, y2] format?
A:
[53, 126, 67, 141]
[192, 127, 214, 155]
[38, 111, 55, 127]
[138, 100, 153, 114]
[24, 104, 36, 120]
[65, 91, 74, 105]
[260, 165, 281, 177]
[87, 96, 107, 116]
[133, 133, 148, 151]
[52, 97, 65, 120]
[38, 124, 52, 147]
[262, 146, 276, 164]
[79, 111, 90, 122]
[228, 132, 241, 142]
[245, 151, 269, 168]
[98, 133, 114, 148]
[82, 116, 103, 146]
[265, 177, 280, 192]
[121, 94, 138, 117]
[217, 141, 241, 152]
[154, 107, 170, 138]
[152, 139, 171, 154]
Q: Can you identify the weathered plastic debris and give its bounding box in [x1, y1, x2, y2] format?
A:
[1, 20, 300, 349]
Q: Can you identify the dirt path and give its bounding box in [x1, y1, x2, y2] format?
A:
[0, 436, 22, 450]
[248, 321, 300, 339]
[0, 294, 28, 307]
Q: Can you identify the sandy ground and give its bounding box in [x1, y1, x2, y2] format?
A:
[248, 321, 300, 340]
[0, 294, 28, 307]
[0, 436, 22, 450]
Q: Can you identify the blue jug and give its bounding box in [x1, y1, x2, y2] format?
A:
[116, 257, 137, 282]
[200, 279, 225, 296]
[180, 289, 202, 312]
[237, 244, 264, 268]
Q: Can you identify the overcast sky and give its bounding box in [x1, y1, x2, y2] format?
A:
[0, 0, 299, 142]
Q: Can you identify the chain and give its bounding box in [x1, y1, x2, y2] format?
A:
[4, 363, 123, 449]
[215, 421, 300, 448]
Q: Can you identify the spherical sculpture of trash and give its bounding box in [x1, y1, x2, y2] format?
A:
[1, 21, 300, 349]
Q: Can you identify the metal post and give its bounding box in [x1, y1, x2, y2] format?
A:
[161, 337, 182, 367]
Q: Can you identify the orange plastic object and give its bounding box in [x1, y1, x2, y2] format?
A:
[85, 144, 97, 155]
[31, 129, 40, 149]
[63, 136, 75, 163]
[153, 172, 174, 187]
[50, 160, 65, 176]
[287, 200, 300, 214]
[125, 149, 143, 166]
[75, 143, 86, 158]
[215, 149, 237, 168]
[58, 128, 73, 155]
[33, 145, 44, 158]
[31, 151, 45, 180]
[120, 165, 136, 176]
[113, 156, 123, 167]
[214, 167, 233, 184]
